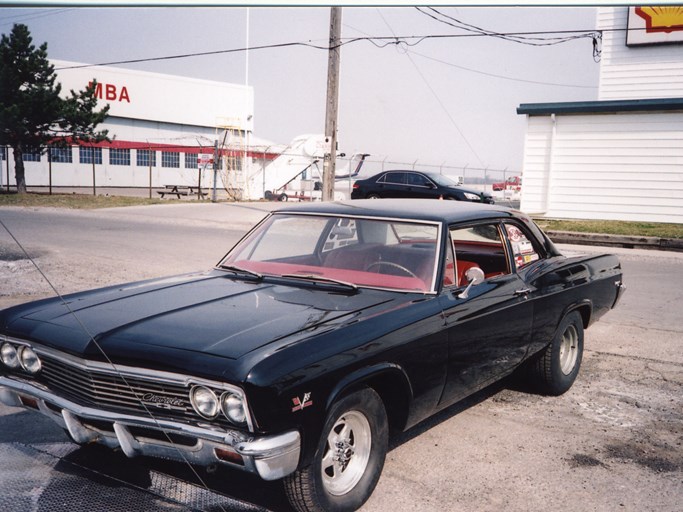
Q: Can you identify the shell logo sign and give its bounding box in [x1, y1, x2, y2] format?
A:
[627, 6, 683, 45]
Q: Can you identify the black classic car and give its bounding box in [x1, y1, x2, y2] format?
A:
[350, 170, 495, 203]
[0, 200, 624, 512]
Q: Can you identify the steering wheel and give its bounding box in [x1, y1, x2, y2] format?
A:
[365, 261, 418, 278]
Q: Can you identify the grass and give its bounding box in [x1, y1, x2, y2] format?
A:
[0, 191, 173, 209]
[534, 218, 683, 239]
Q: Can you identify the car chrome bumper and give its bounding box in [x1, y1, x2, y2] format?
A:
[0, 377, 300, 481]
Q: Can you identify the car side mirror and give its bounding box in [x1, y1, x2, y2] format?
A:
[457, 267, 485, 300]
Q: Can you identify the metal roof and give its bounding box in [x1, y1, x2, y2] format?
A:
[517, 97, 683, 116]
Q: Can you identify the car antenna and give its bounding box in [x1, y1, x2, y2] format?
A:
[0, 216, 229, 512]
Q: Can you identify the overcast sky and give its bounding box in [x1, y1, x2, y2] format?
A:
[0, 6, 601, 178]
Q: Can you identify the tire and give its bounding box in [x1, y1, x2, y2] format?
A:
[366, 193, 381, 199]
[284, 388, 388, 512]
[529, 311, 584, 396]
[278, 193, 289, 202]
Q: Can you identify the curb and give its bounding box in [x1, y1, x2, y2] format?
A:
[547, 230, 683, 253]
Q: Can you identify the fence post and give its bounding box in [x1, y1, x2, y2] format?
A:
[47, 147, 53, 195]
[6, 146, 11, 192]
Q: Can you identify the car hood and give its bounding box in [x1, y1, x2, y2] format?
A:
[1, 270, 396, 363]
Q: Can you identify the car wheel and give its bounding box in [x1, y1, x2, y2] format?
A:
[529, 311, 584, 396]
[284, 387, 388, 512]
[366, 193, 381, 199]
[278, 193, 289, 202]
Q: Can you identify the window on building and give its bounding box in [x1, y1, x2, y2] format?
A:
[49, 147, 73, 163]
[184, 153, 198, 169]
[162, 151, 180, 168]
[0, 147, 6, 161]
[80, 146, 103, 165]
[22, 150, 42, 162]
[110, 148, 131, 166]
[136, 149, 156, 167]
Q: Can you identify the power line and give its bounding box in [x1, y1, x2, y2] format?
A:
[376, 9, 485, 169]
[50, 22, 621, 72]
[416, 7, 597, 46]
[409, 49, 597, 89]
[415, 7, 602, 62]
[0, 8, 75, 28]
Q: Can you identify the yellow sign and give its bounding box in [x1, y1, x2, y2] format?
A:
[627, 6, 683, 45]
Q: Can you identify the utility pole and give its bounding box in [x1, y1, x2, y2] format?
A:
[322, 6, 342, 202]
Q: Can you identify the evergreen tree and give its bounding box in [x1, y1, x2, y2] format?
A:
[0, 24, 109, 193]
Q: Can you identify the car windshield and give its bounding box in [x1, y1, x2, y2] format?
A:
[426, 173, 459, 187]
[220, 213, 441, 293]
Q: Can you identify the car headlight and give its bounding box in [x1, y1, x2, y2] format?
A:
[463, 192, 481, 201]
[221, 392, 247, 425]
[18, 346, 41, 374]
[190, 386, 219, 419]
[1, 342, 20, 369]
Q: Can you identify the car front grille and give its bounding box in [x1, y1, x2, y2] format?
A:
[35, 354, 232, 429]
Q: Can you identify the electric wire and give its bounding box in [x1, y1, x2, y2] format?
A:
[0, 216, 230, 512]
[375, 9, 485, 168]
[51, 22, 618, 72]
[416, 7, 602, 62]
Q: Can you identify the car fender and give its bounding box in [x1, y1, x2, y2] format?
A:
[557, 299, 592, 332]
[325, 362, 414, 412]
[295, 362, 413, 467]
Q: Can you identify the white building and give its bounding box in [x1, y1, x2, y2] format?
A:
[517, 6, 683, 224]
[0, 60, 280, 196]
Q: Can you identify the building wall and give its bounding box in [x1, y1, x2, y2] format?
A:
[0, 61, 271, 191]
[598, 7, 683, 100]
[53, 60, 254, 131]
[520, 111, 683, 223]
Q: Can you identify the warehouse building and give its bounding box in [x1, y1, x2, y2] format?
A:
[0, 60, 278, 196]
[517, 6, 683, 224]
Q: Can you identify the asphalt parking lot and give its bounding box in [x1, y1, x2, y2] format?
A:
[0, 203, 681, 511]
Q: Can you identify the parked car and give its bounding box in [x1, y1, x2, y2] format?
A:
[0, 200, 624, 512]
[351, 170, 494, 203]
[493, 175, 522, 192]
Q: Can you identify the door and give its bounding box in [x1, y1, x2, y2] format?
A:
[437, 221, 533, 406]
[375, 171, 406, 198]
[405, 172, 437, 198]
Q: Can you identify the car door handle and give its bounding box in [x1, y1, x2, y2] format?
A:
[514, 288, 531, 296]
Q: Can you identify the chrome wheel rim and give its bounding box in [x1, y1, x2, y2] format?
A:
[559, 324, 579, 375]
[321, 410, 372, 496]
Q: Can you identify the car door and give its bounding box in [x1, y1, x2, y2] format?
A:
[378, 171, 407, 198]
[405, 172, 437, 198]
[437, 221, 534, 406]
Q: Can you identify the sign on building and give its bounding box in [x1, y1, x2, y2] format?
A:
[198, 154, 214, 167]
[627, 6, 683, 46]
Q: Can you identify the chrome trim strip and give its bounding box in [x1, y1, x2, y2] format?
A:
[0, 379, 300, 480]
[2, 340, 254, 432]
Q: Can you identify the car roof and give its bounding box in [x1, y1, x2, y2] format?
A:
[273, 199, 520, 224]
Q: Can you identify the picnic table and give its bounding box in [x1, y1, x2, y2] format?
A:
[156, 185, 207, 199]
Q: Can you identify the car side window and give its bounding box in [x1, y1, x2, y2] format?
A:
[384, 172, 406, 185]
[449, 223, 510, 287]
[504, 223, 541, 270]
[406, 173, 429, 187]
